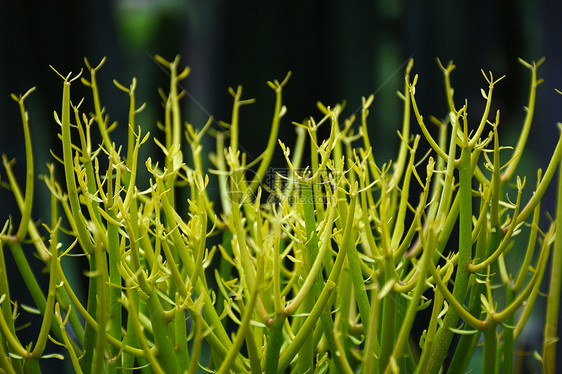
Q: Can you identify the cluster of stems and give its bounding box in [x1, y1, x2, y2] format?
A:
[0, 55, 561, 374]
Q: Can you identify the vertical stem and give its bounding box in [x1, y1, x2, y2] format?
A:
[189, 310, 203, 374]
[105, 160, 121, 373]
[146, 291, 178, 374]
[379, 259, 396, 373]
[502, 287, 514, 374]
[59, 78, 94, 254]
[81, 252, 97, 374]
[482, 323, 498, 374]
[14, 89, 35, 242]
[86, 58, 112, 152]
[447, 214, 497, 374]
[543, 158, 562, 373]
[416, 287, 444, 374]
[379, 183, 396, 373]
[343, 215, 371, 334]
[296, 287, 314, 373]
[174, 294, 190, 370]
[248, 73, 290, 195]
[264, 316, 286, 374]
[363, 282, 380, 374]
[278, 190, 357, 374]
[90, 237, 108, 374]
[30, 194, 60, 360]
[217, 254, 262, 374]
[299, 181, 322, 367]
[385, 224, 435, 373]
[428, 140, 473, 373]
[122, 291, 142, 372]
[301, 181, 351, 374]
[217, 230, 233, 320]
[297, 182, 322, 373]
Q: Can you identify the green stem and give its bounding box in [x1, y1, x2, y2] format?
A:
[54, 304, 83, 374]
[217, 255, 262, 374]
[502, 287, 514, 374]
[295, 184, 317, 374]
[0, 335, 17, 374]
[105, 160, 121, 373]
[482, 323, 497, 374]
[174, 298, 190, 371]
[416, 287, 444, 374]
[264, 316, 286, 374]
[6, 242, 69, 351]
[248, 73, 291, 195]
[543, 154, 562, 373]
[296, 287, 314, 373]
[30, 213, 60, 360]
[428, 142, 473, 373]
[379, 259, 396, 373]
[0, 294, 27, 358]
[83, 58, 112, 152]
[58, 75, 95, 254]
[391, 58, 414, 188]
[80, 252, 97, 374]
[446, 210, 496, 374]
[277, 281, 337, 374]
[385, 224, 435, 373]
[125, 286, 165, 374]
[123, 290, 142, 372]
[189, 310, 203, 374]
[55, 258, 145, 358]
[278, 190, 357, 374]
[156, 176, 235, 355]
[501, 58, 543, 183]
[146, 291, 178, 373]
[343, 218, 371, 334]
[0, 239, 16, 343]
[379, 183, 396, 373]
[514, 224, 552, 340]
[13, 88, 35, 242]
[106, 210, 121, 373]
[90, 236, 108, 374]
[514, 129, 562, 227]
[363, 282, 380, 374]
[299, 182, 349, 373]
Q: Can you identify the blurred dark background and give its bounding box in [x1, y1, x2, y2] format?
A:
[1, 0, 561, 372]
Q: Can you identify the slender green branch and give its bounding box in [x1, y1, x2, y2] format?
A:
[543, 159, 562, 373]
[248, 72, 291, 194]
[409, 75, 449, 162]
[482, 322, 498, 374]
[11, 88, 36, 242]
[385, 221, 434, 373]
[512, 127, 562, 229]
[52, 68, 96, 254]
[501, 58, 544, 183]
[427, 128, 475, 373]
[54, 304, 83, 374]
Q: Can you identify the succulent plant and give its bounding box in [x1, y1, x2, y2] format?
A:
[1, 55, 560, 374]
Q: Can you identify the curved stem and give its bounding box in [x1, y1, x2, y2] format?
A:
[13, 88, 35, 242]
